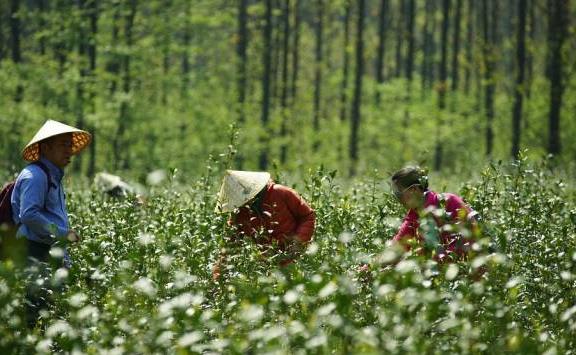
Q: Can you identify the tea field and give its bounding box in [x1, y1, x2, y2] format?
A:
[1, 156, 575, 354]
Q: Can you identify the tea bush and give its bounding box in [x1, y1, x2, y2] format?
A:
[1, 156, 575, 354]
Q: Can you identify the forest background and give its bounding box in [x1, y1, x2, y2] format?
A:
[0, 0, 574, 182]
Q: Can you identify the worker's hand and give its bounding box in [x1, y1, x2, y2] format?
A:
[67, 230, 81, 243]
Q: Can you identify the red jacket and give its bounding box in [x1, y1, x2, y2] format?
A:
[230, 182, 315, 251]
[393, 191, 478, 262]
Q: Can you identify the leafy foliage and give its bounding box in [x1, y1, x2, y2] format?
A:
[1, 156, 575, 353]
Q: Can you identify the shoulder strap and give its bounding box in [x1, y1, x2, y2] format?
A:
[32, 161, 55, 191]
[31, 161, 54, 210]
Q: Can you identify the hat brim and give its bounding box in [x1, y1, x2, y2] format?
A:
[22, 120, 92, 162]
[215, 171, 271, 213]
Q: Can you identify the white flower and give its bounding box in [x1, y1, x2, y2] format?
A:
[318, 281, 338, 298]
[137, 233, 155, 246]
[133, 277, 157, 297]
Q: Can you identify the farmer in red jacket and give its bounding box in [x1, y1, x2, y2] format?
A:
[390, 166, 479, 263]
[212, 170, 315, 280]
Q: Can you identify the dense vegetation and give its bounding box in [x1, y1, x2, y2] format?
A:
[0, 156, 575, 353]
[1, 0, 575, 353]
[0, 0, 574, 177]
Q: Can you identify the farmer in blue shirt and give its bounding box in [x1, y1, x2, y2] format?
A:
[11, 119, 91, 327]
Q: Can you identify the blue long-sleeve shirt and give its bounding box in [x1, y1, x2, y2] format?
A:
[11, 157, 70, 245]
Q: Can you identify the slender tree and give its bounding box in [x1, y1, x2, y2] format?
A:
[280, 0, 291, 163]
[451, 0, 462, 92]
[464, 0, 474, 95]
[313, 0, 324, 136]
[10, 0, 23, 102]
[482, 0, 496, 157]
[181, 0, 191, 98]
[433, 0, 450, 171]
[394, 0, 403, 78]
[340, 0, 351, 120]
[547, 0, 569, 156]
[259, 0, 273, 169]
[106, 2, 121, 95]
[511, 0, 527, 159]
[290, 0, 300, 100]
[526, 0, 535, 98]
[374, 0, 388, 105]
[74, 0, 89, 173]
[86, 0, 98, 177]
[113, 0, 137, 170]
[421, 0, 436, 94]
[405, 0, 415, 84]
[0, 7, 4, 61]
[349, 0, 365, 176]
[237, 0, 249, 125]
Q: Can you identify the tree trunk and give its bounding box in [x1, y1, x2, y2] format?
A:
[451, 0, 462, 92]
[547, 0, 568, 156]
[10, 0, 23, 102]
[340, 0, 351, 120]
[161, 0, 172, 106]
[291, 0, 300, 100]
[87, 0, 98, 176]
[237, 0, 249, 125]
[394, 0, 403, 78]
[113, 0, 137, 170]
[374, 0, 388, 105]
[421, 0, 436, 95]
[313, 0, 324, 137]
[181, 0, 191, 98]
[433, 0, 450, 171]
[259, 0, 273, 170]
[0, 7, 4, 61]
[464, 0, 474, 95]
[482, 0, 495, 157]
[74, 0, 88, 173]
[526, 0, 535, 98]
[349, 0, 365, 177]
[106, 2, 120, 95]
[405, 0, 415, 84]
[511, 0, 526, 159]
[280, 0, 291, 164]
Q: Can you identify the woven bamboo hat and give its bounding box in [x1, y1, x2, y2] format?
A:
[22, 120, 92, 162]
[215, 170, 271, 213]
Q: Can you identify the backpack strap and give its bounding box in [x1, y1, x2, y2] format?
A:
[31, 161, 55, 210]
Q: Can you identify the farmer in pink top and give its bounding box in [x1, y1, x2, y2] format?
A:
[390, 166, 479, 263]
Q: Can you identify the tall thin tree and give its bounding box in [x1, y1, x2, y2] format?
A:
[482, 0, 496, 157]
[434, 0, 450, 171]
[290, 0, 300, 100]
[341, 0, 352, 120]
[280, 0, 291, 163]
[259, 0, 273, 169]
[511, 0, 527, 159]
[405, 0, 415, 84]
[113, 0, 137, 170]
[547, 0, 569, 156]
[313, 0, 324, 137]
[10, 0, 23, 102]
[237, 0, 249, 125]
[349, 0, 365, 176]
[86, 0, 98, 177]
[451, 0, 462, 92]
[374, 0, 388, 105]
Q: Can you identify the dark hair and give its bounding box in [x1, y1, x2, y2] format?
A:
[391, 166, 429, 190]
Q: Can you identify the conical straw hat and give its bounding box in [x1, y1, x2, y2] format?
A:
[22, 120, 92, 162]
[215, 170, 271, 212]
